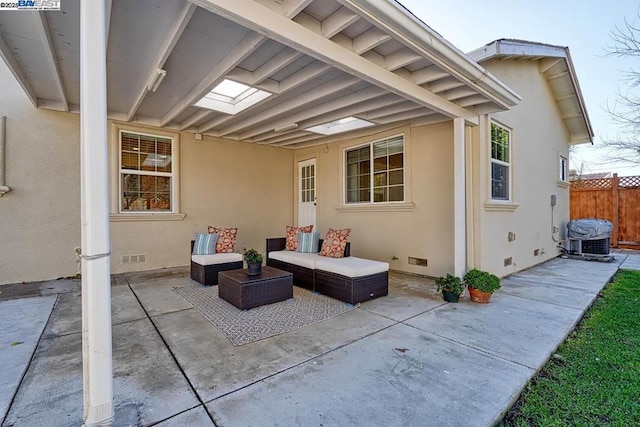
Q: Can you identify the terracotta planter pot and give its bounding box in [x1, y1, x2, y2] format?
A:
[468, 286, 492, 303]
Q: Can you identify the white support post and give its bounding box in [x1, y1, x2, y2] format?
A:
[453, 117, 466, 277]
[80, 0, 114, 425]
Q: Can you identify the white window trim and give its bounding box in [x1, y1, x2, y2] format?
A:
[490, 121, 513, 203]
[342, 133, 406, 206]
[109, 123, 185, 221]
[558, 154, 569, 187]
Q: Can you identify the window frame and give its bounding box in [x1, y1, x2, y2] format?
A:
[559, 154, 568, 182]
[342, 134, 405, 205]
[490, 121, 512, 202]
[109, 124, 183, 221]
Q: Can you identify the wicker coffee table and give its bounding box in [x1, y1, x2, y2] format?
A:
[218, 266, 293, 310]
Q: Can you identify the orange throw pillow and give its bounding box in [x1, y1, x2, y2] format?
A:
[319, 228, 351, 258]
[285, 225, 313, 251]
[207, 226, 238, 253]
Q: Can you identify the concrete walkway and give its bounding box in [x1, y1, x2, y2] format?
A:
[1, 254, 635, 426]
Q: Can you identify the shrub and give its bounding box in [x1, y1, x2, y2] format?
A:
[243, 248, 263, 264]
[435, 274, 465, 295]
[463, 268, 501, 293]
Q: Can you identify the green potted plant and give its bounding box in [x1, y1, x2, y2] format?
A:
[243, 249, 263, 276]
[463, 268, 501, 303]
[435, 274, 464, 303]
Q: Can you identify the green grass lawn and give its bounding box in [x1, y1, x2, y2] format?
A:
[502, 269, 640, 426]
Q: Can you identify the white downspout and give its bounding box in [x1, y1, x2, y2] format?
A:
[0, 116, 10, 196]
[80, 0, 114, 425]
[453, 117, 467, 277]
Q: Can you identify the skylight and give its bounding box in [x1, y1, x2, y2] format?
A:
[195, 79, 272, 115]
[306, 117, 375, 135]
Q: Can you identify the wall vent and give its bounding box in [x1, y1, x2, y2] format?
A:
[534, 249, 540, 256]
[408, 257, 428, 266]
[122, 254, 146, 264]
[504, 257, 513, 266]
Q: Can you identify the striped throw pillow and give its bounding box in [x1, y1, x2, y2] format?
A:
[296, 231, 320, 253]
[192, 233, 218, 255]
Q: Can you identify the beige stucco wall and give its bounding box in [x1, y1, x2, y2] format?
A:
[294, 123, 455, 277]
[0, 61, 81, 285]
[470, 58, 571, 276]
[0, 54, 576, 284]
[108, 124, 294, 274]
[0, 61, 293, 284]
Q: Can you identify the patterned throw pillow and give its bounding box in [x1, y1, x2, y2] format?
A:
[319, 228, 351, 258]
[207, 226, 238, 253]
[285, 225, 313, 251]
[192, 233, 218, 255]
[296, 231, 320, 253]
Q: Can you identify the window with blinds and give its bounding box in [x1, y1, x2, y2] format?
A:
[120, 131, 173, 212]
[345, 135, 404, 204]
[490, 122, 511, 201]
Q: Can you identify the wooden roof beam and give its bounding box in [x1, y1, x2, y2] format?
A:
[0, 34, 37, 107]
[251, 93, 400, 142]
[353, 27, 391, 54]
[283, 0, 314, 18]
[127, 3, 197, 121]
[191, 0, 474, 119]
[412, 65, 449, 85]
[322, 6, 360, 38]
[385, 50, 422, 71]
[200, 62, 330, 132]
[252, 49, 302, 84]
[160, 32, 265, 127]
[201, 76, 357, 134]
[34, 12, 68, 111]
[233, 83, 384, 139]
[179, 109, 214, 130]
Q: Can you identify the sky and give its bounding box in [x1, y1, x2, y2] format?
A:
[401, 0, 640, 177]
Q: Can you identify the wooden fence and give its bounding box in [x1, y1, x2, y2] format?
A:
[570, 174, 640, 248]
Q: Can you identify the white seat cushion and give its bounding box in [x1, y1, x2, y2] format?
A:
[268, 251, 324, 269]
[191, 253, 242, 266]
[315, 256, 389, 278]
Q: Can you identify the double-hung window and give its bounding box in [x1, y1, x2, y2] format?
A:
[490, 122, 511, 201]
[120, 131, 173, 212]
[345, 135, 404, 204]
[559, 155, 568, 182]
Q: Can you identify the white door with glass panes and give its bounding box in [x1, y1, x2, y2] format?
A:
[298, 159, 316, 229]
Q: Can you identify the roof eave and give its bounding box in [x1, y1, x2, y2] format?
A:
[471, 39, 594, 144]
[341, 0, 522, 108]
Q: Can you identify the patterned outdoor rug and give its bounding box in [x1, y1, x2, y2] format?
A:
[172, 285, 355, 346]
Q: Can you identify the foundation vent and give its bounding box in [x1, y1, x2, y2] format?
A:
[504, 257, 513, 266]
[534, 249, 540, 256]
[408, 257, 428, 267]
[122, 254, 146, 264]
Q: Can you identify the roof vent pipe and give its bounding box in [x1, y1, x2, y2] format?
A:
[0, 116, 10, 197]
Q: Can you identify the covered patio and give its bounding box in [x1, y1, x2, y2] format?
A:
[1, 255, 629, 425]
[0, 1, 525, 422]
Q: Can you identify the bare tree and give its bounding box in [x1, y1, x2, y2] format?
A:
[603, 15, 640, 164]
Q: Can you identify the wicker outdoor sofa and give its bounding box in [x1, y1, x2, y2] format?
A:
[266, 237, 389, 304]
[190, 240, 243, 286]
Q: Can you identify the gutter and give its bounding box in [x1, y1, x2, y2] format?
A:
[0, 116, 10, 196]
[341, 0, 522, 108]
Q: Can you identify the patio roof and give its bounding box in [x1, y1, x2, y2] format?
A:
[468, 39, 594, 145]
[0, 0, 521, 149]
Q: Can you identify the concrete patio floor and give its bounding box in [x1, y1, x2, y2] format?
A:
[1, 253, 637, 426]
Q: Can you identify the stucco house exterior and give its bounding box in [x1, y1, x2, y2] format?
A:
[0, 1, 592, 286]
